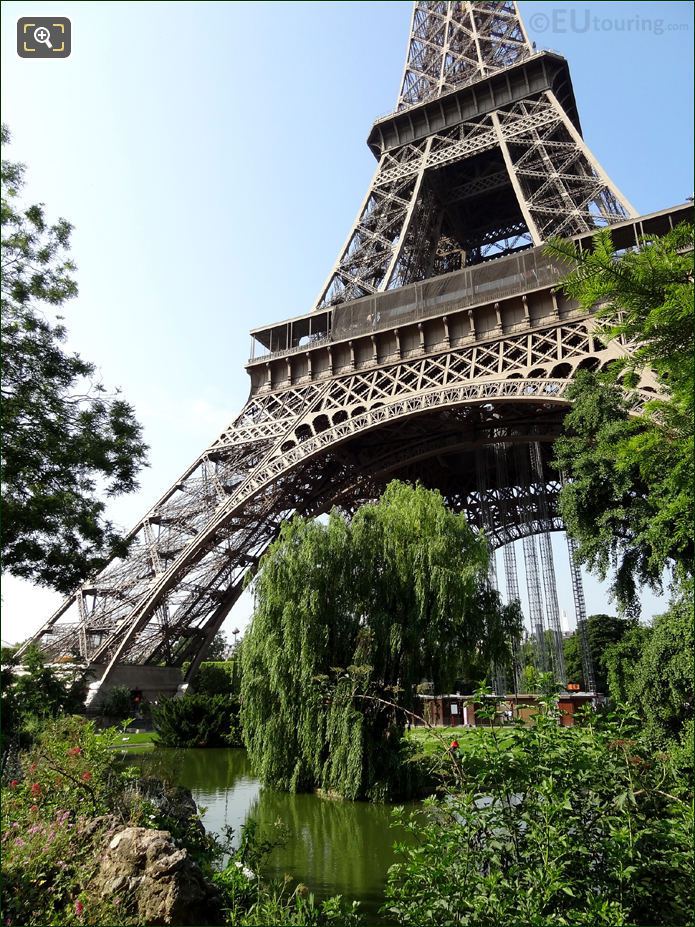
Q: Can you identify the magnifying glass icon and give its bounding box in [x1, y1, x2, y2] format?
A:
[33, 26, 53, 49]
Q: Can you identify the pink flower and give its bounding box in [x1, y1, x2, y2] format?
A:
[14, 837, 25, 847]
[81, 771, 92, 782]
[74, 900, 84, 918]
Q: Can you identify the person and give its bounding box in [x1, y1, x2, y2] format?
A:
[130, 687, 143, 717]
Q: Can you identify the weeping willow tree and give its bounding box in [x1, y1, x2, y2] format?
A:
[241, 481, 521, 800]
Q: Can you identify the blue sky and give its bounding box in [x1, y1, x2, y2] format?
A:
[1, 1, 693, 646]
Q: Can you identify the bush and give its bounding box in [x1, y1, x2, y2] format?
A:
[97, 685, 134, 721]
[1, 717, 141, 925]
[151, 694, 242, 748]
[1, 646, 86, 750]
[384, 686, 693, 926]
[194, 661, 240, 697]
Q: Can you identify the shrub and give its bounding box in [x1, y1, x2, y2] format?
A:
[1, 717, 140, 926]
[151, 694, 242, 747]
[194, 661, 240, 697]
[97, 685, 134, 721]
[1, 646, 86, 748]
[384, 687, 693, 926]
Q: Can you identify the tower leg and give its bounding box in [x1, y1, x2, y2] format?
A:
[522, 533, 548, 674]
[566, 535, 596, 694]
[493, 442, 523, 693]
[502, 541, 523, 693]
[476, 448, 506, 696]
[529, 442, 566, 685]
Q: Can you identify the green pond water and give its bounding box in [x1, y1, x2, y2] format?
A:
[128, 747, 411, 922]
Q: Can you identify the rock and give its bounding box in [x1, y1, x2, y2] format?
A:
[123, 778, 206, 837]
[79, 814, 120, 841]
[91, 825, 222, 925]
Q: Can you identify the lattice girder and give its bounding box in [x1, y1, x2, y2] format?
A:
[315, 2, 634, 311]
[398, 1, 531, 110]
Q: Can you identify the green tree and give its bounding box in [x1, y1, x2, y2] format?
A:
[1, 645, 86, 747]
[205, 630, 230, 662]
[241, 481, 521, 800]
[563, 613, 637, 693]
[1, 125, 148, 593]
[602, 624, 653, 706]
[548, 224, 693, 612]
[619, 582, 693, 742]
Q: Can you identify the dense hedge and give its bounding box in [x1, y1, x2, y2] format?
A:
[151, 694, 242, 748]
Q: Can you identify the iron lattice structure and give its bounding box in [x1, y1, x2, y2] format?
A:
[19, 1, 689, 699]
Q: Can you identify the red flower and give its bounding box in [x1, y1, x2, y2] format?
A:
[67, 747, 82, 757]
[28, 763, 37, 774]
[29, 805, 39, 814]
[8, 780, 18, 790]
[30, 783, 42, 797]
[81, 771, 92, 782]
[74, 900, 84, 917]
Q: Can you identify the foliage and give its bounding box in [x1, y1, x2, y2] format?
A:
[1, 124, 148, 592]
[97, 685, 135, 721]
[1, 719, 358, 927]
[1, 645, 86, 748]
[151, 693, 242, 748]
[384, 686, 693, 926]
[602, 625, 653, 706]
[602, 581, 694, 743]
[628, 583, 693, 740]
[519, 662, 539, 694]
[193, 659, 242, 697]
[206, 631, 231, 662]
[1, 643, 20, 664]
[548, 224, 693, 613]
[242, 481, 521, 801]
[563, 613, 636, 693]
[1, 717, 141, 926]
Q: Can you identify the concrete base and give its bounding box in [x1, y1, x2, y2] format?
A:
[84, 665, 183, 711]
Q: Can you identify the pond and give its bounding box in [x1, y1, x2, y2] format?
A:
[128, 747, 411, 922]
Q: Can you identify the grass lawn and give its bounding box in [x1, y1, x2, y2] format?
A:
[406, 726, 482, 756]
[111, 730, 159, 746]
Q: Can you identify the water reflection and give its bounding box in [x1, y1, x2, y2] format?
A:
[248, 788, 401, 912]
[130, 748, 409, 920]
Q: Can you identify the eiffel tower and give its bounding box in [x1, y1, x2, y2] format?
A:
[19, 1, 689, 701]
